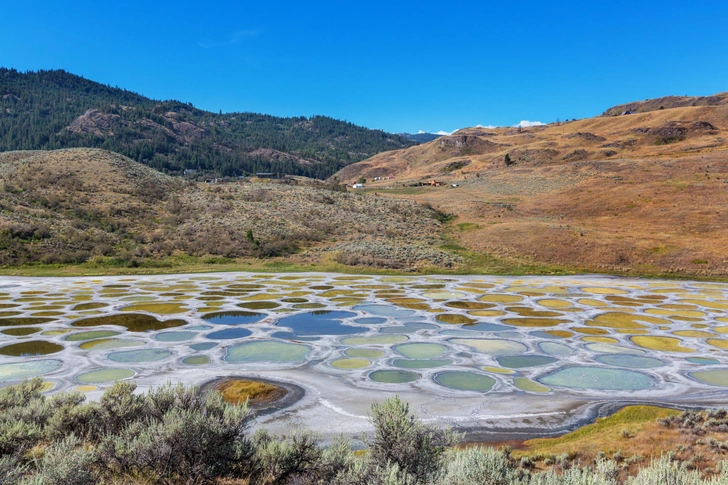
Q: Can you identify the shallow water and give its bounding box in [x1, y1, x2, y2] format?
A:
[395, 343, 447, 359]
[496, 355, 558, 369]
[690, 370, 728, 387]
[72, 314, 186, 332]
[353, 304, 415, 318]
[435, 371, 495, 392]
[450, 338, 528, 355]
[202, 311, 266, 325]
[155, 331, 197, 342]
[207, 328, 253, 340]
[0, 340, 64, 356]
[76, 368, 134, 383]
[331, 358, 370, 369]
[79, 338, 144, 351]
[393, 359, 452, 369]
[2, 272, 728, 416]
[514, 377, 550, 393]
[65, 330, 121, 341]
[276, 310, 360, 336]
[0, 360, 61, 381]
[108, 349, 172, 363]
[182, 355, 210, 365]
[540, 366, 652, 390]
[190, 342, 217, 351]
[594, 354, 665, 369]
[345, 348, 384, 359]
[369, 369, 419, 383]
[226, 340, 310, 363]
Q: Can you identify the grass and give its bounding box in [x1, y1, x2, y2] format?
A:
[216, 379, 282, 405]
[457, 222, 481, 231]
[514, 405, 680, 458]
[4, 249, 728, 282]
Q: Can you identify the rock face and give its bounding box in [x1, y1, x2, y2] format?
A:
[67, 109, 121, 136]
[248, 148, 317, 167]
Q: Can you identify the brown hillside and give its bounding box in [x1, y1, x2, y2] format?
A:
[602, 91, 728, 116]
[334, 98, 728, 277]
[0, 149, 456, 270]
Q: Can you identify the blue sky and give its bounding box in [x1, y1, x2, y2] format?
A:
[2, 1, 727, 133]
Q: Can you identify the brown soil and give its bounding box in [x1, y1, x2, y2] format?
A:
[335, 99, 728, 277]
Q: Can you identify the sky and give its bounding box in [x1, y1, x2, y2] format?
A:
[2, 1, 728, 134]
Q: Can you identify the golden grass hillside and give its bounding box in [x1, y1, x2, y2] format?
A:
[334, 96, 728, 277]
[507, 406, 728, 480]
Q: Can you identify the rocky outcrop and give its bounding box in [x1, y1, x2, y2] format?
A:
[67, 109, 121, 136]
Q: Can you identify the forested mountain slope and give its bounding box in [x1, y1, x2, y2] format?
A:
[0, 68, 415, 178]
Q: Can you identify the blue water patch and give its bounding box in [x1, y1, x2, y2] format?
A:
[594, 354, 665, 369]
[108, 349, 172, 363]
[190, 342, 217, 351]
[538, 342, 573, 356]
[270, 331, 321, 342]
[686, 357, 720, 365]
[276, 310, 359, 336]
[155, 331, 197, 342]
[531, 331, 566, 339]
[497, 355, 558, 368]
[380, 322, 437, 334]
[354, 317, 388, 325]
[206, 328, 253, 340]
[353, 304, 415, 319]
[202, 311, 266, 325]
[539, 366, 652, 391]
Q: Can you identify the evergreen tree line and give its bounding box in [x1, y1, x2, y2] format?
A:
[0, 68, 416, 179]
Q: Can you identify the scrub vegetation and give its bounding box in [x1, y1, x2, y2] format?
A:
[0, 149, 458, 271]
[3, 379, 728, 484]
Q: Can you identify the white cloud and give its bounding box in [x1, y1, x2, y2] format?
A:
[475, 124, 497, 129]
[435, 130, 455, 136]
[514, 120, 545, 128]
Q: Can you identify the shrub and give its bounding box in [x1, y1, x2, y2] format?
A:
[435, 446, 515, 485]
[26, 434, 99, 485]
[366, 396, 458, 483]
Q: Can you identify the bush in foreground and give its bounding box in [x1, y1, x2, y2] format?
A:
[2, 379, 728, 484]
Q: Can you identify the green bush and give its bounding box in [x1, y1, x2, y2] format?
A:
[3, 380, 728, 484]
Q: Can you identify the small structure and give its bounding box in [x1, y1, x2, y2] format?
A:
[424, 180, 443, 187]
[256, 172, 285, 179]
[352, 183, 365, 189]
[183, 169, 197, 175]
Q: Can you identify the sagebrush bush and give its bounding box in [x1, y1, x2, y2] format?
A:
[3, 380, 728, 484]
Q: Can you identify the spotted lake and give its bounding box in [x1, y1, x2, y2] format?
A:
[1, 272, 727, 438]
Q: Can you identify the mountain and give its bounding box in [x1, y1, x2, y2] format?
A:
[0, 148, 456, 269]
[400, 132, 443, 143]
[602, 92, 728, 116]
[334, 94, 728, 277]
[0, 68, 416, 178]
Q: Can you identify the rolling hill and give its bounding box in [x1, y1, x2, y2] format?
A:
[335, 94, 728, 277]
[0, 149, 456, 270]
[0, 68, 416, 179]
